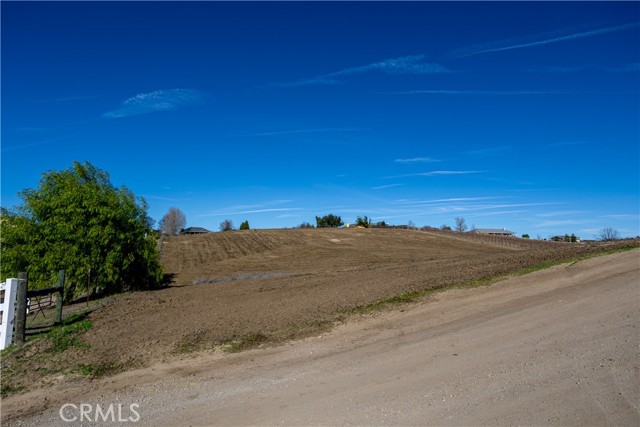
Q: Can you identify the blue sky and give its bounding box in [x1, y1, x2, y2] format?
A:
[2, 2, 639, 238]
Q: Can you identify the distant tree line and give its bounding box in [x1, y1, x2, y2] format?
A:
[161, 209, 625, 244]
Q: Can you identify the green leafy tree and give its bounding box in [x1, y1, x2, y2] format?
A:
[315, 214, 343, 228]
[521, 234, 530, 239]
[239, 220, 250, 230]
[355, 216, 372, 228]
[299, 222, 314, 229]
[0, 161, 162, 298]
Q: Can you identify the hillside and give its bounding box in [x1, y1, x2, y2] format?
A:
[2, 228, 637, 417]
[159, 227, 543, 285]
[8, 249, 638, 426]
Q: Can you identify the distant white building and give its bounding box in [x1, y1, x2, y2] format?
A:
[471, 228, 516, 237]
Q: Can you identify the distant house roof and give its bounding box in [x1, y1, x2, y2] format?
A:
[471, 228, 516, 235]
[180, 227, 210, 235]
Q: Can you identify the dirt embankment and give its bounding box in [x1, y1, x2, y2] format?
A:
[88, 229, 633, 366]
[1, 228, 637, 421]
[4, 246, 639, 426]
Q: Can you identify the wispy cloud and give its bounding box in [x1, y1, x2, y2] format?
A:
[466, 146, 511, 156]
[384, 89, 570, 95]
[608, 63, 640, 72]
[454, 22, 639, 57]
[372, 184, 404, 190]
[601, 214, 638, 219]
[143, 195, 191, 203]
[272, 77, 343, 88]
[1, 135, 69, 153]
[383, 89, 634, 96]
[430, 197, 506, 203]
[197, 200, 298, 217]
[524, 65, 589, 73]
[420, 170, 482, 176]
[276, 213, 303, 219]
[414, 171, 483, 176]
[198, 208, 304, 217]
[537, 210, 588, 218]
[391, 196, 507, 205]
[543, 141, 587, 148]
[385, 170, 484, 179]
[103, 89, 206, 119]
[328, 55, 449, 76]
[372, 201, 555, 221]
[535, 219, 585, 227]
[503, 188, 556, 193]
[16, 127, 49, 132]
[464, 210, 530, 218]
[395, 157, 441, 163]
[253, 128, 362, 136]
[580, 228, 605, 235]
[27, 95, 97, 103]
[444, 202, 557, 214]
[271, 54, 450, 87]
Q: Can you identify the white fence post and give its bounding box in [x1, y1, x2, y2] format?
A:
[0, 278, 19, 350]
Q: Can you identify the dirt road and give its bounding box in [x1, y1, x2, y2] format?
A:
[6, 249, 639, 426]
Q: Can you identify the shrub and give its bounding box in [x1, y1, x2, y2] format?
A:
[0, 161, 163, 298]
[315, 214, 343, 228]
[356, 216, 372, 228]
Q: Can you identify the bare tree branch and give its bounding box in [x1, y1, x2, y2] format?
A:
[220, 219, 234, 232]
[596, 227, 620, 241]
[455, 217, 468, 232]
[159, 207, 186, 236]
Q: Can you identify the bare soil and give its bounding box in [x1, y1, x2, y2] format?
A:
[1, 228, 637, 423]
[3, 246, 639, 426]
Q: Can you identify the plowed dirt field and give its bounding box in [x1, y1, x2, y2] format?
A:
[2, 228, 637, 422]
